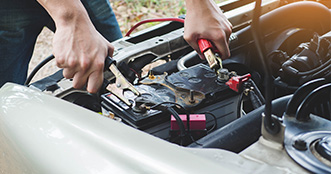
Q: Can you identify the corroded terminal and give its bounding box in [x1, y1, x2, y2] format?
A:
[217, 68, 229, 82]
[106, 64, 141, 106]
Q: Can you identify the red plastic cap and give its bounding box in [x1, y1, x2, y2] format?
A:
[226, 74, 251, 92]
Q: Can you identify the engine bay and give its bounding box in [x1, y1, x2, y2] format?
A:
[26, 0, 331, 173]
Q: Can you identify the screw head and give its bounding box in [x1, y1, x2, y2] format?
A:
[293, 139, 307, 151]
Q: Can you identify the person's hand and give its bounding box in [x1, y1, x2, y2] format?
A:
[184, 0, 232, 59]
[53, 17, 113, 93]
[37, 0, 113, 93]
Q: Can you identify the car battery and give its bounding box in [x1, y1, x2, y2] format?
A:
[101, 64, 241, 132]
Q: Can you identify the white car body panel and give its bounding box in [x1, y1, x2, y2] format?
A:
[0, 83, 240, 173]
[0, 83, 294, 173]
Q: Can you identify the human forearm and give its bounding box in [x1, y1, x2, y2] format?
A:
[185, 0, 219, 13]
[37, 0, 91, 27]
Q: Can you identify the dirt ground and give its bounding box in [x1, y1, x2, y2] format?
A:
[28, 28, 57, 82]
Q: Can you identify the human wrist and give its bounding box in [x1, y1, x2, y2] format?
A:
[185, 0, 216, 11]
[53, 7, 91, 28]
[37, 0, 91, 28]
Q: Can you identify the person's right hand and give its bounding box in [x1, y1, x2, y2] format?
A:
[184, 0, 232, 60]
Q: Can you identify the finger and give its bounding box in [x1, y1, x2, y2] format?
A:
[184, 35, 205, 59]
[213, 33, 231, 59]
[86, 70, 103, 93]
[63, 68, 76, 79]
[108, 43, 114, 57]
[86, 55, 106, 93]
[56, 55, 79, 70]
[214, 40, 230, 60]
[191, 41, 206, 60]
[79, 56, 91, 72]
[55, 55, 67, 68]
[72, 71, 88, 90]
[224, 22, 233, 43]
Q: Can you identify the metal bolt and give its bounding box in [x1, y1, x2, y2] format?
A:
[148, 70, 155, 80]
[189, 90, 195, 103]
[293, 139, 307, 151]
[217, 68, 229, 82]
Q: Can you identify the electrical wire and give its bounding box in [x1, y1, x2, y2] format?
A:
[24, 54, 55, 86]
[149, 101, 191, 131]
[190, 135, 203, 146]
[125, 18, 185, 37]
[251, 0, 278, 134]
[188, 111, 217, 146]
[296, 83, 331, 121]
[295, 58, 331, 76]
[148, 101, 189, 144]
[167, 107, 186, 145]
[237, 92, 244, 118]
[149, 101, 213, 146]
[203, 111, 218, 134]
[149, 101, 184, 110]
[149, 101, 221, 146]
[285, 78, 327, 116]
[301, 63, 331, 84]
[249, 79, 265, 104]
